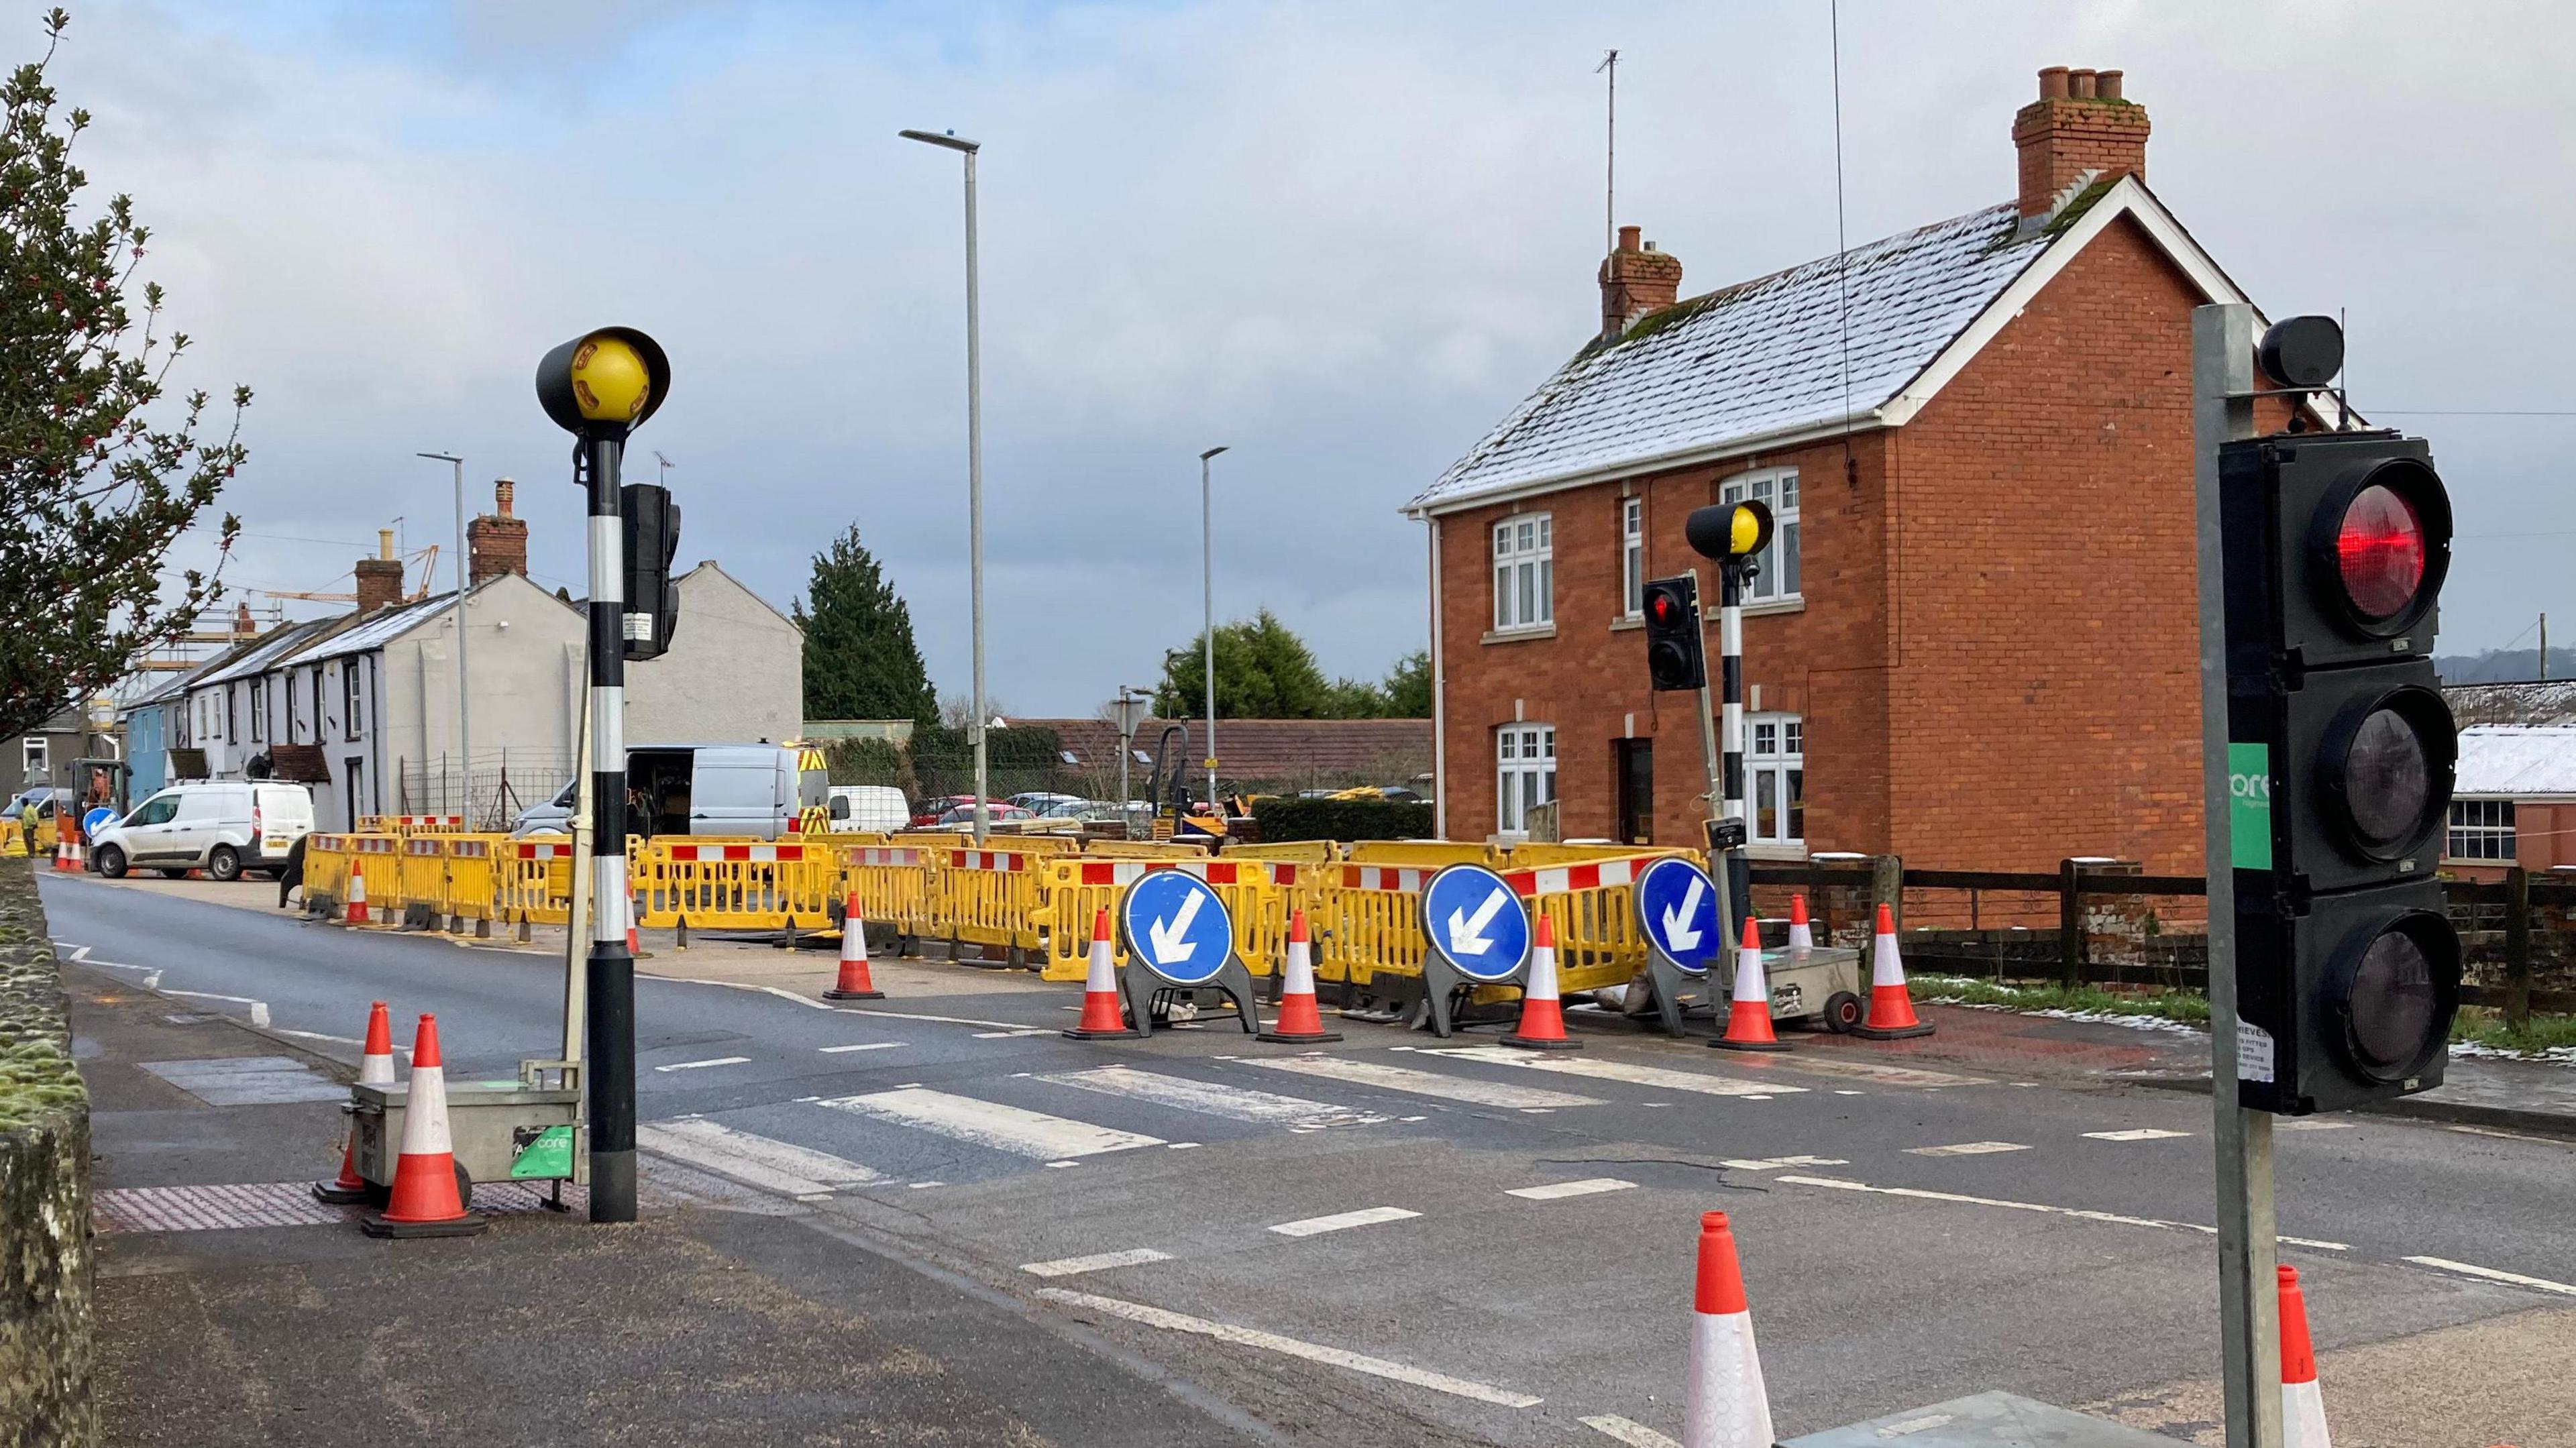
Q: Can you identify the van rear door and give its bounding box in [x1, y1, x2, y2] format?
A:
[252, 785, 313, 856]
[689, 748, 787, 837]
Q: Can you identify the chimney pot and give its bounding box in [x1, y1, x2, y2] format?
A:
[2038, 65, 2070, 100]
[1617, 225, 1642, 253]
[2097, 69, 2123, 101]
[378, 528, 395, 561]
[2069, 67, 2097, 99]
[494, 478, 515, 517]
[232, 602, 254, 635]
[2015, 64, 2149, 218]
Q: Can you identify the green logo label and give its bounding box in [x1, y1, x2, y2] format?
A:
[510, 1124, 576, 1180]
[2228, 743, 2273, 871]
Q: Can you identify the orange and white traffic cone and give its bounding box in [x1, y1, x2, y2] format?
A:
[1062, 908, 1138, 1040]
[362, 1013, 486, 1238]
[1684, 1210, 1776, 1448]
[2279, 1264, 2332, 1447]
[625, 885, 643, 956]
[824, 892, 885, 1001]
[1854, 903, 1934, 1040]
[315, 1001, 399, 1204]
[1711, 915, 1790, 1052]
[1786, 893, 1814, 954]
[1258, 909, 1340, 1044]
[50, 837, 67, 873]
[344, 867, 370, 926]
[1502, 913, 1580, 1050]
[68, 834, 84, 872]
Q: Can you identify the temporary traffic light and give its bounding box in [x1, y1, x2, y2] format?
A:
[1684, 498, 1774, 570]
[1642, 575, 1705, 691]
[2222, 325, 2460, 1115]
[622, 483, 682, 661]
[535, 327, 671, 439]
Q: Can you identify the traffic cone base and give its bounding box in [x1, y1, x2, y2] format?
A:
[1712, 915, 1791, 1052]
[1502, 913, 1581, 1050]
[824, 892, 885, 1000]
[1258, 909, 1340, 1043]
[1065, 907, 1138, 1040]
[1854, 902, 1935, 1040]
[363, 1013, 486, 1238]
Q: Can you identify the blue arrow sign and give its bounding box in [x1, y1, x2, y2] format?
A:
[1419, 863, 1531, 983]
[81, 805, 118, 840]
[1120, 869, 1234, 986]
[1635, 856, 1720, 974]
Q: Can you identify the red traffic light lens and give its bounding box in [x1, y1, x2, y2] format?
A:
[1648, 592, 1682, 626]
[2334, 484, 2426, 620]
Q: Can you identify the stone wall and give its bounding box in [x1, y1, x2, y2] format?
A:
[0, 858, 94, 1445]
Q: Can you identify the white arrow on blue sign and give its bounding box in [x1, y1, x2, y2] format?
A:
[1120, 869, 1234, 986]
[1635, 856, 1721, 974]
[1419, 863, 1532, 983]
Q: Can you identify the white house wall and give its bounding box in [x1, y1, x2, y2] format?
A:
[376, 575, 584, 816]
[624, 564, 802, 746]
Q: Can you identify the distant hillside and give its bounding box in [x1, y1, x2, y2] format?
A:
[2436, 649, 2558, 685]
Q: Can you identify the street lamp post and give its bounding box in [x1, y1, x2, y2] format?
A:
[418, 452, 469, 822]
[536, 325, 671, 1225]
[1199, 445, 1228, 810]
[901, 127, 989, 846]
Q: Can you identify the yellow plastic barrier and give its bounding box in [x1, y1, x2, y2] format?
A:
[1303, 861, 1436, 988]
[443, 836, 500, 922]
[934, 846, 1051, 957]
[1340, 840, 1491, 869]
[840, 844, 937, 941]
[1219, 840, 1337, 867]
[1501, 841, 1695, 869]
[360, 814, 470, 836]
[1039, 856, 1302, 983]
[396, 837, 447, 916]
[1082, 838, 1210, 859]
[633, 840, 835, 930]
[496, 839, 576, 926]
[1495, 853, 1665, 995]
[341, 834, 403, 912]
[304, 834, 354, 906]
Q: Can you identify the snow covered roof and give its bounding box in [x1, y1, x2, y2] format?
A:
[1407, 176, 2257, 516]
[192, 618, 335, 687]
[2454, 725, 2576, 797]
[281, 592, 458, 665]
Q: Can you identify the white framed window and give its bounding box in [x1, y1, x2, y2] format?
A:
[225, 685, 237, 742]
[2446, 798, 2515, 862]
[1720, 467, 1801, 603]
[286, 673, 301, 743]
[343, 661, 364, 740]
[21, 736, 46, 781]
[1492, 514, 1554, 632]
[1619, 496, 1644, 619]
[1746, 712, 1805, 846]
[249, 679, 266, 743]
[1497, 724, 1556, 834]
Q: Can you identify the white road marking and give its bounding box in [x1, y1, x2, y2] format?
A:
[818, 1042, 903, 1054]
[636, 1119, 884, 1196]
[654, 1056, 750, 1072]
[1246, 1054, 1601, 1109]
[271, 1027, 410, 1056]
[1721, 1156, 1847, 1171]
[651, 977, 837, 1011]
[820, 1004, 1047, 1031]
[1019, 1247, 1172, 1278]
[820, 1087, 1164, 1158]
[2084, 1128, 2192, 1141]
[972, 1029, 1051, 1038]
[2279, 1119, 2354, 1131]
[1582, 1414, 1682, 1448]
[1269, 1206, 1421, 1238]
[1777, 1175, 2349, 1250]
[2403, 1256, 2576, 1297]
[1506, 1178, 1636, 1201]
[1042, 1066, 1391, 1131]
[162, 987, 263, 1005]
[1036, 1289, 1542, 1408]
[1906, 1141, 2029, 1157]
[1428, 1045, 1799, 1097]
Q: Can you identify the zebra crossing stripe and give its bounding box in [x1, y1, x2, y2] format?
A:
[818, 1087, 1165, 1158]
[1244, 1054, 1601, 1109]
[636, 1119, 885, 1196]
[1426, 1045, 1800, 1097]
[1038, 1065, 1391, 1131]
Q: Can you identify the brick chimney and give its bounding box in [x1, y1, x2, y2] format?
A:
[2012, 65, 2149, 220]
[231, 602, 255, 636]
[1599, 225, 1683, 340]
[353, 528, 404, 615]
[466, 477, 529, 587]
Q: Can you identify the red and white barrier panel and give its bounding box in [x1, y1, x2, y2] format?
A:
[1338, 865, 1428, 892]
[949, 849, 1029, 872]
[1071, 859, 1298, 887]
[515, 842, 575, 860]
[661, 844, 807, 862]
[851, 848, 926, 867]
[1499, 858, 1639, 897]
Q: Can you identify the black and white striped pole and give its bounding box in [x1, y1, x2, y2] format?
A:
[537, 327, 670, 1225]
[1685, 499, 1772, 949]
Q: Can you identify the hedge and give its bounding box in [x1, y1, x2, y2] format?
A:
[1250, 796, 1434, 843]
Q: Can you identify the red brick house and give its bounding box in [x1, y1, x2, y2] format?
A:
[1407, 66, 2320, 871]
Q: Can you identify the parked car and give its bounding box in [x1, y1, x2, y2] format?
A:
[933, 801, 1032, 827]
[1007, 791, 1085, 814]
[89, 781, 315, 882]
[514, 744, 826, 840]
[827, 785, 910, 833]
[909, 793, 979, 828]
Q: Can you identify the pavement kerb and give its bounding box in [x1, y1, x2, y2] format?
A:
[69, 960, 360, 1085]
[2116, 1069, 2576, 1143]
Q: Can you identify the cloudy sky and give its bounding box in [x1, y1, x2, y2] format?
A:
[48, 0, 2576, 712]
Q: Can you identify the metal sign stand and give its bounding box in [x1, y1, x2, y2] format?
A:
[2194, 301, 2282, 1448]
[1116, 874, 1258, 1038]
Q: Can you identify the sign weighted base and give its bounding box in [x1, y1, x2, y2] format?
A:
[1633, 948, 1711, 1039]
[1120, 956, 1259, 1038]
[1413, 954, 1525, 1040]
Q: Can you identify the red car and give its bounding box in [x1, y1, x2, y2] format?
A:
[910, 795, 1026, 828]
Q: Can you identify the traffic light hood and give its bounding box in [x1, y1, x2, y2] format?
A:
[536, 327, 672, 437]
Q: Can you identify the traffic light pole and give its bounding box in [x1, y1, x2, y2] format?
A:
[2193, 302, 2280, 1448]
[1688, 569, 1735, 941]
[583, 434, 637, 1225]
[1715, 558, 1750, 944]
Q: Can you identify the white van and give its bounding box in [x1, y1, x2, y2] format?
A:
[513, 744, 826, 840]
[90, 781, 315, 881]
[827, 785, 909, 834]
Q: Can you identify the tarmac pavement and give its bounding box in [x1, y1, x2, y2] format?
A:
[46, 869, 2576, 1446]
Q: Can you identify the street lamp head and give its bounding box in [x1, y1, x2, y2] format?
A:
[1199, 445, 1230, 461]
[900, 128, 981, 154]
[535, 327, 670, 439]
[417, 451, 463, 465]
